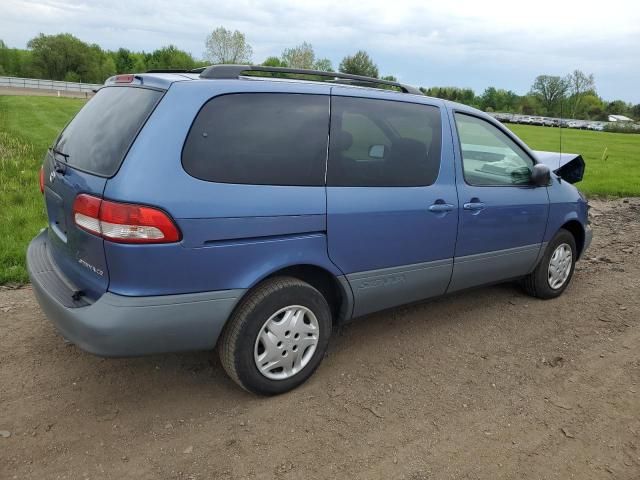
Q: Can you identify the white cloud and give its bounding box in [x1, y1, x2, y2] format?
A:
[1, 0, 639, 101]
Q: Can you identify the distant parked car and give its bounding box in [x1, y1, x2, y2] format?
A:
[28, 65, 592, 394]
[587, 122, 605, 131]
[519, 116, 532, 124]
[530, 116, 545, 126]
[491, 113, 514, 124]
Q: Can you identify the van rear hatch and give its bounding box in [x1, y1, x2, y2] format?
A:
[42, 86, 163, 301]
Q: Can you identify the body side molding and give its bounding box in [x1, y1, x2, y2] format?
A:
[347, 258, 453, 317]
[448, 243, 542, 292]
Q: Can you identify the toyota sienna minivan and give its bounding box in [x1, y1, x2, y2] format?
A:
[28, 65, 591, 394]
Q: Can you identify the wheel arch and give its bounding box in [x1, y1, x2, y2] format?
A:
[237, 264, 354, 326]
[560, 220, 586, 259]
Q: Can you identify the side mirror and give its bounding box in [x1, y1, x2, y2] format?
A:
[368, 145, 386, 159]
[531, 163, 551, 186]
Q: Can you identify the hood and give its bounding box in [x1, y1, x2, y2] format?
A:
[533, 151, 585, 184]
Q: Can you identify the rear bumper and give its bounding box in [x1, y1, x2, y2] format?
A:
[27, 230, 244, 357]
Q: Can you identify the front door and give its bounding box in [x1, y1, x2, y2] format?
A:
[326, 89, 458, 317]
[448, 112, 549, 292]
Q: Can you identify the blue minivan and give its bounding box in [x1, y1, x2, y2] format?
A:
[28, 66, 591, 394]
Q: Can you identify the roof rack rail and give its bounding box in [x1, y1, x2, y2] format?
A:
[145, 67, 207, 74]
[199, 65, 423, 95]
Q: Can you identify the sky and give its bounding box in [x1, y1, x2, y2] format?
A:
[1, 0, 639, 102]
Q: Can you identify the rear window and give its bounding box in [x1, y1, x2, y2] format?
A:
[182, 93, 329, 186]
[54, 87, 162, 177]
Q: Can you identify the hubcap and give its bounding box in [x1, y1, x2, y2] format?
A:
[548, 243, 573, 289]
[254, 305, 319, 380]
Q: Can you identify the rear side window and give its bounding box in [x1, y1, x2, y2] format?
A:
[55, 87, 162, 177]
[182, 93, 329, 186]
[327, 97, 441, 187]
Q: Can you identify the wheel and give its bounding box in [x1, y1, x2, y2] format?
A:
[219, 276, 332, 395]
[522, 229, 577, 299]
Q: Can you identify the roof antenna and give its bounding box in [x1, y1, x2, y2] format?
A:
[559, 89, 563, 163]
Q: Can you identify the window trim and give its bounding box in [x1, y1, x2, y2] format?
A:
[453, 110, 541, 189]
[327, 94, 443, 188]
[181, 92, 330, 186]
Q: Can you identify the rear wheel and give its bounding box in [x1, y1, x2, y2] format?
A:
[522, 229, 577, 299]
[219, 277, 332, 395]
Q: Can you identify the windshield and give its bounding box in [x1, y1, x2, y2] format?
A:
[55, 86, 163, 177]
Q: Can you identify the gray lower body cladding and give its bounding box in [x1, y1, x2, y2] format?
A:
[447, 244, 543, 293]
[347, 259, 452, 317]
[345, 244, 548, 317]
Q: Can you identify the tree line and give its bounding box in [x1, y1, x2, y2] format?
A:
[422, 71, 640, 121]
[1, 28, 638, 121]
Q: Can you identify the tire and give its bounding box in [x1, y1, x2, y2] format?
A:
[219, 276, 332, 395]
[522, 228, 577, 299]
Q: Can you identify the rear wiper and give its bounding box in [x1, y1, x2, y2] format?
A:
[50, 146, 70, 161]
[49, 146, 70, 174]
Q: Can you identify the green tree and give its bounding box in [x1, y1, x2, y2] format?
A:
[420, 86, 477, 107]
[479, 87, 519, 112]
[205, 27, 252, 64]
[281, 42, 315, 69]
[1, 47, 34, 77]
[529, 75, 568, 115]
[262, 56, 286, 67]
[518, 95, 539, 115]
[147, 45, 197, 70]
[131, 52, 149, 72]
[606, 100, 631, 116]
[575, 94, 604, 120]
[63, 71, 81, 82]
[0, 40, 6, 75]
[100, 55, 117, 79]
[339, 50, 378, 78]
[27, 33, 99, 81]
[313, 58, 333, 72]
[566, 70, 595, 118]
[112, 48, 137, 73]
[480, 87, 499, 111]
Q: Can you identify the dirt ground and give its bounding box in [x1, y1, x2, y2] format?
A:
[1, 198, 639, 480]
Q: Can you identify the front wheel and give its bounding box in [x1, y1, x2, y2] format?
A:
[522, 229, 577, 299]
[219, 276, 332, 395]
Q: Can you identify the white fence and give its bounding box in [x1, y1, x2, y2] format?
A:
[0, 76, 102, 93]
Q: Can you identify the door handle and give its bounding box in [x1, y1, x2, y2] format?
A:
[463, 201, 485, 211]
[428, 202, 455, 213]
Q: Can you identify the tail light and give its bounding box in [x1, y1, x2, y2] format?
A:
[39, 166, 44, 194]
[73, 194, 181, 244]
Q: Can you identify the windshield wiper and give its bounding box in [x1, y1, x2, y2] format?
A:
[50, 146, 70, 161]
[49, 146, 70, 174]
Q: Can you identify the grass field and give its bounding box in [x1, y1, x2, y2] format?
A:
[508, 124, 640, 197]
[0, 96, 85, 284]
[0, 95, 638, 284]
